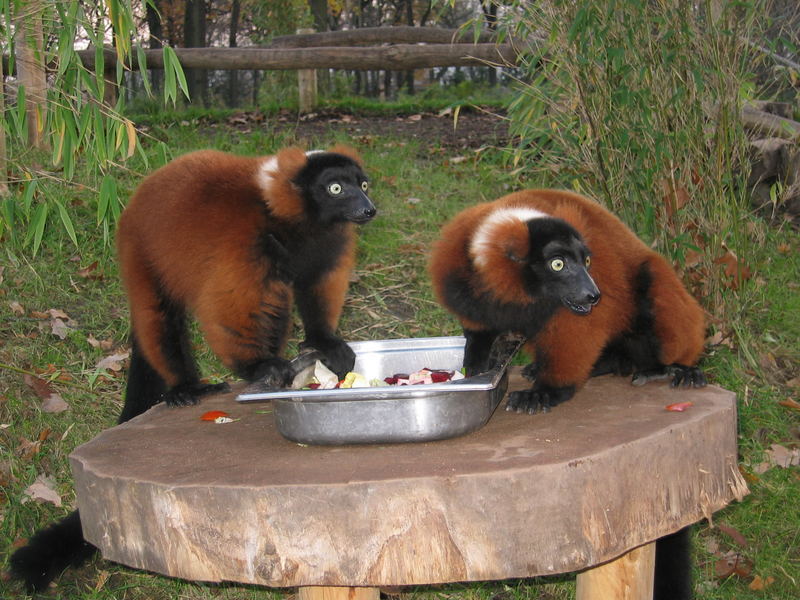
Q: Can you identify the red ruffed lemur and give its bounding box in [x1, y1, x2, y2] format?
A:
[429, 188, 706, 415]
[9, 145, 375, 591]
[429, 189, 706, 600]
[116, 144, 375, 421]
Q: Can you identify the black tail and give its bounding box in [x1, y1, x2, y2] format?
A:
[654, 526, 693, 600]
[9, 338, 166, 591]
[8, 510, 96, 592]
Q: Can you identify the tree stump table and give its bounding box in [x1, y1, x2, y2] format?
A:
[70, 370, 747, 600]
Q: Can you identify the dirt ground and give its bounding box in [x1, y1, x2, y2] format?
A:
[225, 107, 511, 150]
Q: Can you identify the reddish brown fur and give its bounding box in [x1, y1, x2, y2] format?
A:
[117, 147, 360, 387]
[429, 189, 706, 391]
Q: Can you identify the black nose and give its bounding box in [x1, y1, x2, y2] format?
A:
[363, 206, 377, 219]
[586, 292, 601, 305]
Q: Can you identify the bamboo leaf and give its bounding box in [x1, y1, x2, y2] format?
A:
[30, 202, 49, 257]
[55, 200, 79, 247]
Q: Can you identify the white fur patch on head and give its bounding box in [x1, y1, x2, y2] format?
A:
[255, 156, 279, 193]
[470, 206, 548, 269]
[305, 149, 324, 157]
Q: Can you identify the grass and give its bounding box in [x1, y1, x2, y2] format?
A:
[0, 102, 798, 600]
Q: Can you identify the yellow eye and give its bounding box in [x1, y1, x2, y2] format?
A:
[585, 256, 591, 268]
[550, 258, 564, 272]
[328, 183, 342, 195]
[361, 181, 369, 192]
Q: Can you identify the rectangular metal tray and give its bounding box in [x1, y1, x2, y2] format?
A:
[236, 335, 520, 445]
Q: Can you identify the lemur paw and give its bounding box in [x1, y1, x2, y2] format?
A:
[506, 384, 576, 415]
[246, 357, 295, 388]
[669, 364, 707, 388]
[301, 336, 355, 378]
[163, 381, 230, 407]
[521, 362, 538, 381]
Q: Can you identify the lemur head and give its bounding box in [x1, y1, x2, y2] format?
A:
[293, 150, 376, 224]
[470, 207, 600, 315]
[524, 218, 600, 315]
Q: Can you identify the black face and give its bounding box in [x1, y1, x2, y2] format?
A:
[293, 153, 376, 224]
[524, 218, 600, 315]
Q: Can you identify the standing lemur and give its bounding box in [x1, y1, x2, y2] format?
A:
[9, 145, 375, 591]
[429, 188, 707, 600]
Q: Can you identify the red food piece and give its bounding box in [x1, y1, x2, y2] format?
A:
[666, 401, 693, 412]
[201, 410, 230, 421]
[308, 383, 320, 389]
[429, 371, 452, 383]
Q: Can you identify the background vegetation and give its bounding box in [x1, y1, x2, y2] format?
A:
[1, 0, 799, 599]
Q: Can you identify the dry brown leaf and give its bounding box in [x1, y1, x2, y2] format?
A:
[766, 443, 800, 468]
[50, 317, 71, 339]
[714, 250, 752, 289]
[22, 374, 69, 413]
[714, 551, 753, 579]
[717, 523, 748, 547]
[87, 334, 114, 350]
[748, 575, 775, 590]
[15, 437, 42, 460]
[9, 301, 25, 316]
[779, 398, 800, 411]
[42, 393, 69, 413]
[76, 260, 103, 280]
[47, 308, 69, 320]
[95, 351, 130, 373]
[23, 474, 62, 507]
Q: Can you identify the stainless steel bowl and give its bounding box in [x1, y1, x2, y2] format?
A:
[236, 335, 521, 445]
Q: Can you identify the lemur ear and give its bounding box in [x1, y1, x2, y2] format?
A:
[328, 144, 362, 165]
[275, 147, 308, 179]
[470, 218, 531, 304]
[262, 147, 308, 222]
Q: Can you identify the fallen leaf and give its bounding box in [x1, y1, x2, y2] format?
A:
[714, 250, 752, 289]
[23, 374, 69, 413]
[51, 317, 71, 339]
[23, 474, 62, 507]
[748, 575, 775, 590]
[15, 438, 42, 461]
[95, 351, 130, 372]
[87, 334, 114, 350]
[717, 523, 748, 547]
[9, 301, 25, 316]
[778, 398, 800, 411]
[448, 155, 468, 164]
[766, 443, 800, 468]
[42, 393, 69, 413]
[76, 261, 103, 280]
[714, 551, 753, 579]
[47, 308, 70, 320]
[407, 114, 422, 121]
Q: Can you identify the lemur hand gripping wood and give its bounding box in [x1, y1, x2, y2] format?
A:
[116, 145, 375, 421]
[429, 189, 706, 415]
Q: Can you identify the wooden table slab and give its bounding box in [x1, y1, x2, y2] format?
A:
[70, 370, 746, 588]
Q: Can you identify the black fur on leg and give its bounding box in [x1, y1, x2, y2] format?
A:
[8, 510, 96, 592]
[654, 526, 693, 600]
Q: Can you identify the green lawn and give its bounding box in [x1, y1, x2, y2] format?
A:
[1, 107, 798, 599]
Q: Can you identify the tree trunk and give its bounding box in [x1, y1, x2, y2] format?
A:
[227, 0, 241, 107]
[482, 1, 498, 86]
[404, 0, 414, 95]
[183, 0, 208, 105]
[146, 1, 164, 94]
[14, 0, 47, 150]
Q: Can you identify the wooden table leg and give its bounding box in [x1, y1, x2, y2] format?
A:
[298, 586, 380, 600]
[575, 541, 656, 600]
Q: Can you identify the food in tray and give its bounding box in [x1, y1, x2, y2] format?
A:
[291, 360, 465, 390]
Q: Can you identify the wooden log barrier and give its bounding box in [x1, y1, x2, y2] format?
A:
[70, 369, 746, 596]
